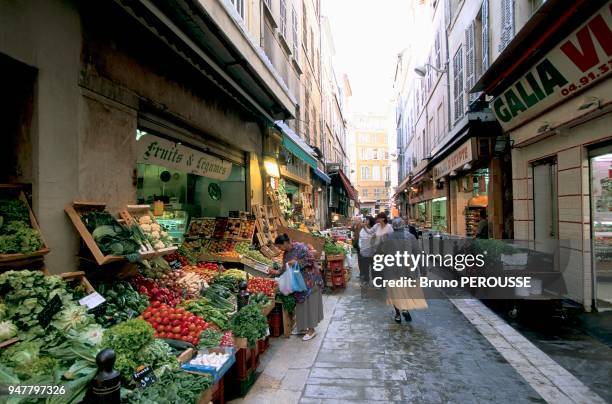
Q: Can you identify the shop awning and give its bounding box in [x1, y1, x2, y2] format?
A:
[312, 167, 331, 184]
[330, 170, 358, 203]
[275, 121, 317, 169]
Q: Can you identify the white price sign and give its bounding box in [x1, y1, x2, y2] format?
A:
[79, 292, 106, 310]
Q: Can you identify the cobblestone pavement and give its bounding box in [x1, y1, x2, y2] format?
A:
[299, 282, 546, 403]
[236, 266, 607, 403]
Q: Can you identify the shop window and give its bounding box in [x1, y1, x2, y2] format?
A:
[432, 197, 447, 232]
[590, 145, 612, 310]
[532, 159, 558, 240]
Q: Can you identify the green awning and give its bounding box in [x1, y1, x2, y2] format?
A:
[276, 121, 317, 169]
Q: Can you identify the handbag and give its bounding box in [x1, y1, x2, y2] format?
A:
[289, 262, 308, 292]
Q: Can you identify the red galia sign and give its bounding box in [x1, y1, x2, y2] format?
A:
[492, 2, 612, 131]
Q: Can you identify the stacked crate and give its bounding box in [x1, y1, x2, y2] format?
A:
[325, 254, 346, 289]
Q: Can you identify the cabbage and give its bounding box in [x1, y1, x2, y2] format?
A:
[0, 320, 17, 342]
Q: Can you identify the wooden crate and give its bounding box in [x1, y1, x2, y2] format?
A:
[64, 202, 126, 266]
[277, 226, 325, 259]
[0, 185, 50, 265]
[260, 300, 275, 317]
[59, 271, 96, 294]
[119, 205, 178, 258]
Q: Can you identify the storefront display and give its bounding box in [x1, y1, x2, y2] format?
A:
[431, 197, 447, 232]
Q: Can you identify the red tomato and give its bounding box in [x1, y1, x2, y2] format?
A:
[161, 318, 170, 325]
[152, 301, 161, 308]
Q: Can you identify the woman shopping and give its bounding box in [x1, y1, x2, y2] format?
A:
[269, 234, 324, 341]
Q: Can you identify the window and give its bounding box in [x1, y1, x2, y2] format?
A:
[280, 0, 288, 38]
[453, 46, 464, 122]
[361, 166, 370, 180]
[230, 0, 245, 19]
[302, 2, 308, 51]
[434, 30, 441, 69]
[372, 148, 378, 160]
[361, 148, 368, 160]
[481, 0, 489, 74]
[362, 188, 368, 197]
[465, 22, 476, 102]
[499, 0, 514, 52]
[385, 166, 391, 182]
[264, 0, 271, 9]
[436, 103, 444, 142]
[292, 7, 299, 58]
[373, 166, 381, 180]
[374, 188, 381, 198]
[310, 30, 315, 63]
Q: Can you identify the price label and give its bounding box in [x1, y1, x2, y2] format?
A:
[133, 365, 157, 389]
[38, 295, 62, 328]
[78, 292, 106, 310]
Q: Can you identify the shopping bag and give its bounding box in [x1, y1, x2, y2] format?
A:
[290, 262, 307, 292]
[278, 266, 293, 296]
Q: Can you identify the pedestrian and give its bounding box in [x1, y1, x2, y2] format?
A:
[269, 234, 324, 341]
[373, 212, 394, 243]
[358, 215, 377, 285]
[475, 210, 489, 239]
[379, 216, 428, 323]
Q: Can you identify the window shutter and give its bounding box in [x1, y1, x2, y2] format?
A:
[453, 47, 464, 122]
[434, 32, 441, 69]
[499, 0, 514, 52]
[481, 0, 489, 71]
[465, 22, 476, 102]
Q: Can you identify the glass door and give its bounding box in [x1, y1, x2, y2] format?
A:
[590, 147, 612, 311]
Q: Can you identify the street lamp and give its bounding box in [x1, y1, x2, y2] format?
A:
[414, 63, 447, 77]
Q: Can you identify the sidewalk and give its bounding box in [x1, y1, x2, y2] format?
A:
[233, 263, 607, 403]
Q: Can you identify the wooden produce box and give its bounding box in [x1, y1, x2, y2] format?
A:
[59, 271, 96, 294]
[120, 205, 178, 258]
[0, 185, 50, 266]
[64, 202, 126, 266]
[277, 226, 325, 259]
[260, 300, 275, 317]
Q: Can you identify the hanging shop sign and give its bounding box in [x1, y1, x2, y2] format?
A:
[432, 138, 476, 180]
[491, 3, 612, 131]
[136, 134, 232, 180]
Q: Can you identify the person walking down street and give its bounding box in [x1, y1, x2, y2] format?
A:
[378, 216, 428, 323]
[269, 234, 324, 341]
[358, 216, 377, 285]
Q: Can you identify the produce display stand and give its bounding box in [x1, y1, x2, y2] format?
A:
[251, 204, 281, 258]
[265, 188, 288, 228]
[64, 201, 126, 266]
[0, 184, 50, 267]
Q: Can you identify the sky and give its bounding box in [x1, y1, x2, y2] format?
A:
[322, 0, 414, 115]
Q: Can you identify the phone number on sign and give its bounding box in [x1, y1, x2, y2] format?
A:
[1, 385, 66, 397]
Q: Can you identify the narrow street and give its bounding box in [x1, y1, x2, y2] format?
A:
[237, 262, 608, 404]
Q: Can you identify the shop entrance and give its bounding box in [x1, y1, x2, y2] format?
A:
[590, 146, 612, 311]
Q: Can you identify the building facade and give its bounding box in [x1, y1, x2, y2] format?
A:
[0, 0, 325, 272]
[476, 0, 612, 312]
[352, 113, 392, 215]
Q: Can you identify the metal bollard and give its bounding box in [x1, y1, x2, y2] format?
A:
[85, 348, 121, 403]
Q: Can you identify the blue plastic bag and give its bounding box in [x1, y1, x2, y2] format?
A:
[289, 262, 307, 292]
